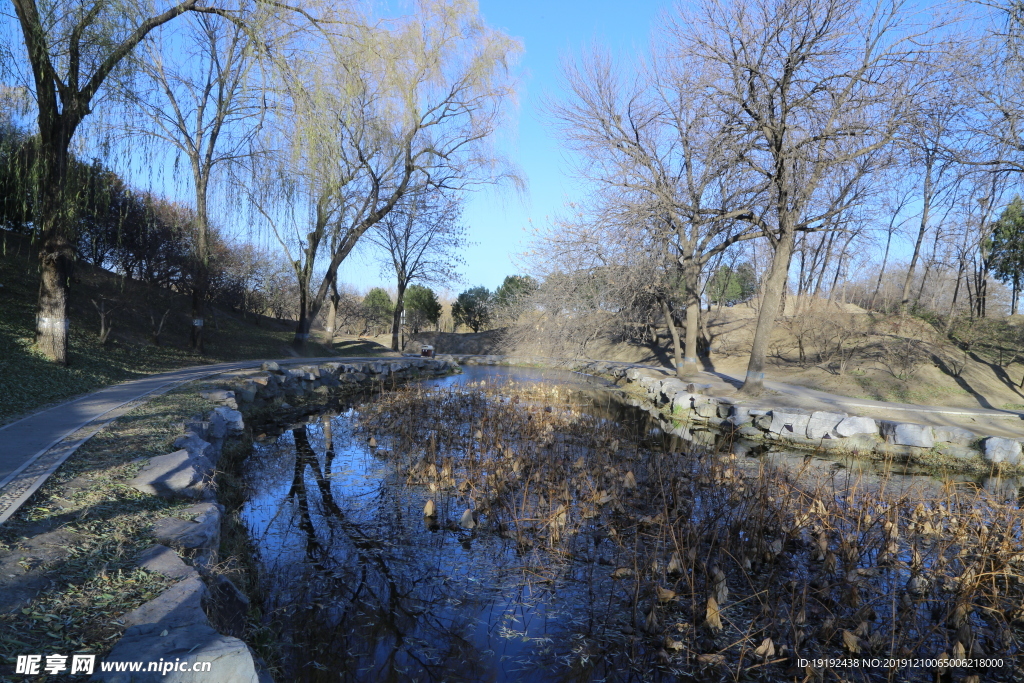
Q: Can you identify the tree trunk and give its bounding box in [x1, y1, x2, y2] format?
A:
[869, 229, 894, 311]
[741, 226, 796, 395]
[293, 280, 311, 349]
[900, 163, 933, 315]
[659, 297, 684, 378]
[391, 281, 407, 351]
[190, 176, 210, 353]
[33, 124, 76, 365]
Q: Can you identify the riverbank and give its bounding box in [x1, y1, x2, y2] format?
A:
[0, 357, 458, 682]
[439, 353, 1024, 475]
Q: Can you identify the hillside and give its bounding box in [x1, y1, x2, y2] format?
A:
[0, 231, 348, 424]
[414, 297, 1024, 412]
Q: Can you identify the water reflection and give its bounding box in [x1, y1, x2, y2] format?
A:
[243, 366, 1024, 681]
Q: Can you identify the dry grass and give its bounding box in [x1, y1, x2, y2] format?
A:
[353, 381, 1024, 680]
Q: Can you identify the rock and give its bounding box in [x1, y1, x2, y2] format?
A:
[96, 575, 260, 683]
[173, 432, 215, 462]
[671, 394, 695, 414]
[659, 380, 687, 401]
[727, 406, 753, 427]
[460, 509, 476, 529]
[121, 576, 210, 634]
[834, 416, 877, 438]
[890, 423, 934, 448]
[805, 411, 847, 440]
[626, 368, 643, 381]
[753, 413, 773, 430]
[234, 383, 258, 404]
[184, 420, 210, 441]
[130, 450, 211, 500]
[932, 426, 975, 446]
[260, 361, 281, 373]
[136, 545, 199, 581]
[152, 503, 222, 555]
[768, 410, 811, 436]
[204, 575, 250, 638]
[209, 406, 244, 438]
[686, 383, 713, 394]
[984, 437, 1022, 465]
[693, 398, 719, 419]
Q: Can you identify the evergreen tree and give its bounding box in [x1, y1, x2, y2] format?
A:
[452, 286, 492, 333]
[404, 284, 442, 333]
[990, 197, 1024, 315]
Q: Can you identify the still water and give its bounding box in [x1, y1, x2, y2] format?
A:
[240, 366, 1022, 681]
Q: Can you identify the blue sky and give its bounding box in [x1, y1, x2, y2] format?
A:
[339, 0, 665, 296]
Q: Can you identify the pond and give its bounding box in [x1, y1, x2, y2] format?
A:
[240, 366, 1024, 682]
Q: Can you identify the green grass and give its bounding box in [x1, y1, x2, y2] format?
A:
[0, 231, 341, 422]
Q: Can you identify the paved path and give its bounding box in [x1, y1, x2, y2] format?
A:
[0, 357, 351, 525]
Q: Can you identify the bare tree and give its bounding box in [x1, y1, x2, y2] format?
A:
[549, 49, 765, 377]
[365, 193, 466, 351]
[672, 0, 928, 395]
[121, 13, 265, 352]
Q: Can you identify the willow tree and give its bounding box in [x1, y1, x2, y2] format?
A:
[121, 12, 266, 352]
[674, 0, 928, 395]
[8, 0, 234, 363]
[253, 0, 520, 348]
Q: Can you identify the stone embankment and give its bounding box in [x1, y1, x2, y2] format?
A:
[96, 358, 458, 682]
[441, 353, 1023, 468]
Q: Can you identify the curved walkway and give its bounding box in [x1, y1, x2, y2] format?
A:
[0, 357, 347, 525]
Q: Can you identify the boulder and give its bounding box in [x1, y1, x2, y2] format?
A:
[932, 426, 975, 446]
[727, 405, 753, 427]
[805, 411, 847, 440]
[671, 394, 695, 414]
[260, 361, 281, 373]
[693, 398, 719, 419]
[172, 432, 215, 462]
[95, 576, 259, 682]
[659, 380, 687, 402]
[933, 443, 979, 461]
[152, 503, 222, 555]
[891, 423, 934, 448]
[121, 576, 210, 634]
[834, 416, 877, 438]
[130, 450, 211, 499]
[768, 410, 811, 436]
[984, 437, 1022, 465]
[209, 407, 244, 438]
[136, 545, 199, 581]
[234, 383, 258, 404]
[626, 368, 643, 381]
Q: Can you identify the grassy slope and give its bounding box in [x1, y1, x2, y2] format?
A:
[0, 230, 342, 423]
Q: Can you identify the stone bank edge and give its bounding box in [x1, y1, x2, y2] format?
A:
[96, 357, 460, 683]
[441, 353, 1023, 469]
